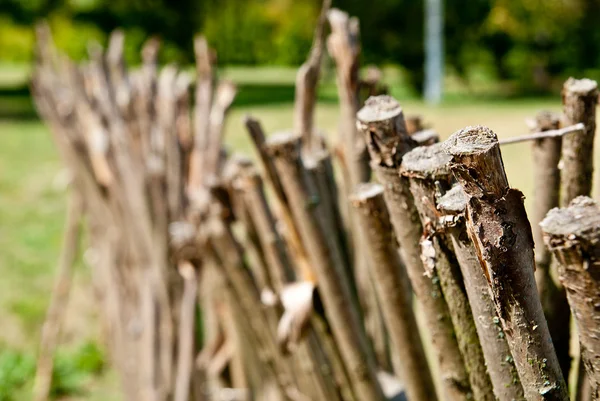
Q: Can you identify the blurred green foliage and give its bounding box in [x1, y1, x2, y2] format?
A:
[0, 341, 105, 400]
[0, 0, 599, 92]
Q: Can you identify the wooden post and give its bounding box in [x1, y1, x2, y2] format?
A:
[438, 185, 525, 401]
[234, 164, 354, 401]
[244, 116, 315, 283]
[357, 95, 472, 400]
[293, 0, 330, 152]
[34, 190, 83, 401]
[266, 133, 385, 401]
[174, 262, 199, 401]
[561, 78, 598, 205]
[528, 111, 572, 382]
[541, 196, 600, 400]
[350, 183, 437, 401]
[401, 143, 495, 401]
[443, 125, 568, 400]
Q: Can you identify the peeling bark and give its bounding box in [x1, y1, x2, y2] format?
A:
[443, 125, 568, 400]
[439, 185, 526, 401]
[401, 143, 495, 401]
[357, 95, 472, 400]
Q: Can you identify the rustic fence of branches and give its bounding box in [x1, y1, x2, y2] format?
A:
[30, 3, 600, 401]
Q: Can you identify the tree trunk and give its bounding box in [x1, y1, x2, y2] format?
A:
[443, 125, 568, 400]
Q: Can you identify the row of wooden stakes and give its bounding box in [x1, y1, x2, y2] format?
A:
[30, 4, 600, 401]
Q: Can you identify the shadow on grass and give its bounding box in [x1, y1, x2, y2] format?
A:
[0, 86, 38, 120]
[0, 82, 559, 121]
[0, 83, 341, 120]
[232, 83, 339, 107]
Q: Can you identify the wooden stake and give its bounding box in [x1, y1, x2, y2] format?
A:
[266, 133, 384, 401]
[174, 262, 199, 401]
[356, 95, 472, 400]
[443, 125, 568, 400]
[350, 183, 437, 401]
[401, 143, 495, 401]
[526, 111, 572, 382]
[294, 0, 331, 151]
[541, 196, 600, 400]
[34, 190, 83, 401]
[561, 78, 598, 205]
[244, 117, 315, 283]
[438, 185, 525, 401]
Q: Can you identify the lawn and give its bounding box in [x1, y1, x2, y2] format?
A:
[0, 65, 596, 399]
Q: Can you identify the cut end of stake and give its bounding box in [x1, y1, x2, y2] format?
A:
[443, 125, 499, 156]
[357, 95, 403, 124]
[541, 196, 600, 250]
[349, 182, 385, 204]
[400, 142, 452, 180]
[437, 184, 468, 215]
[265, 131, 300, 157]
[411, 129, 439, 146]
[563, 77, 598, 97]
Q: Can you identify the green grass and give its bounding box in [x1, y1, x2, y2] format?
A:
[1, 64, 599, 399]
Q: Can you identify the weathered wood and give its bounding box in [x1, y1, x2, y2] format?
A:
[401, 143, 495, 401]
[208, 216, 302, 401]
[34, 190, 83, 401]
[443, 125, 569, 400]
[327, 9, 384, 369]
[527, 111, 572, 382]
[541, 196, 600, 400]
[411, 129, 439, 146]
[405, 115, 423, 135]
[438, 185, 526, 401]
[357, 95, 472, 400]
[245, 117, 315, 283]
[561, 78, 598, 205]
[188, 36, 213, 195]
[499, 123, 584, 145]
[174, 262, 199, 401]
[294, 0, 330, 151]
[327, 8, 370, 185]
[350, 183, 437, 401]
[266, 133, 384, 401]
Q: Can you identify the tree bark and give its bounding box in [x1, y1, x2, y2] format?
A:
[350, 182, 437, 401]
[401, 143, 495, 401]
[266, 133, 385, 401]
[438, 184, 526, 401]
[357, 95, 472, 400]
[561, 78, 598, 205]
[528, 111, 572, 382]
[541, 196, 600, 400]
[443, 125, 568, 400]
